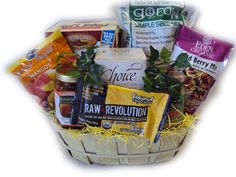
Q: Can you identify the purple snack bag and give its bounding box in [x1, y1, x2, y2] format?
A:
[169, 25, 233, 114]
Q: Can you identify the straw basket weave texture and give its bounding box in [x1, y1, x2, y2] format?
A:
[50, 114, 190, 165]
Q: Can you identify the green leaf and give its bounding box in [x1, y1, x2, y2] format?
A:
[153, 73, 169, 90]
[67, 70, 81, 78]
[56, 53, 64, 62]
[143, 65, 183, 102]
[149, 46, 159, 65]
[89, 64, 104, 87]
[70, 47, 104, 87]
[160, 47, 171, 62]
[145, 67, 160, 77]
[174, 53, 191, 68]
[56, 52, 76, 62]
[142, 76, 154, 92]
[90, 63, 104, 74]
[86, 48, 96, 62]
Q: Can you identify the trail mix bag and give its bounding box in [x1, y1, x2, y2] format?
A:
[116, 0, 197, 55]
[169, 25, 233, 114]
[9, 30, 73, 111]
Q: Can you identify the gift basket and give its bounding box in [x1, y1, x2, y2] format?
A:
[8, 0, 233, 165]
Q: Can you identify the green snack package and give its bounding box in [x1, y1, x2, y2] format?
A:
[116, 0, 197, 55]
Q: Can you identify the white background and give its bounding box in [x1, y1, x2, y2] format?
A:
[0, 0, 236, 176]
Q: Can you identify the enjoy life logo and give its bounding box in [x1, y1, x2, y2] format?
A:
[191, 36, 215, 59]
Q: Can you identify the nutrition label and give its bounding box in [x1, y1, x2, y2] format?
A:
[131, 25, 178, 54]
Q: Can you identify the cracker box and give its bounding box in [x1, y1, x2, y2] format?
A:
[45, 20, 121, 53]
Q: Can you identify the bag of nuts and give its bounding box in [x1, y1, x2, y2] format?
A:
[169, 25, 233, 114]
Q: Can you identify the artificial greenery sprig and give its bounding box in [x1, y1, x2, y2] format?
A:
[56, 47, 105, 125]
[142, 46, 184, 101]
[56, 47, 104, 87]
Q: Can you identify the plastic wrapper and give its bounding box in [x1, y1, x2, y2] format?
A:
[71, 84, 170, 142]
[45, 20, 121, 54]
[169, 25, 233, 114]
[116, 0, 197, 55]
[8, 30, 73, 112]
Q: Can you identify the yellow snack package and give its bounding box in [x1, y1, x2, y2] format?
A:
[8, 30, 73, 111]
[71, 84, 170, 142]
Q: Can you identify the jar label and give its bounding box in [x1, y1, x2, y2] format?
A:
[55, 91, 75, 126]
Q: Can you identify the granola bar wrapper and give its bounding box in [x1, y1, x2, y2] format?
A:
[116, 0, 197, 55]
[169, 25, 233, 114]
[8, 30, 73, 112]
[71, 84, 171, 143]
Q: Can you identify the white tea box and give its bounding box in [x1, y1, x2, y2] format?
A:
[95, 48, 147, 89]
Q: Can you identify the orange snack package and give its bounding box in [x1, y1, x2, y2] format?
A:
[9, 30, 73, 112]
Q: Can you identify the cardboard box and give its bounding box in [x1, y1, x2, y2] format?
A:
[46, 20, 121, 53]
[95, 48, 147, 89]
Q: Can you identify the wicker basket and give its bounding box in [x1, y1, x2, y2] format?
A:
[50, 115, 190, 165]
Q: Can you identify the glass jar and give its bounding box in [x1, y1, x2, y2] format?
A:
[55, 66, 76, 128]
